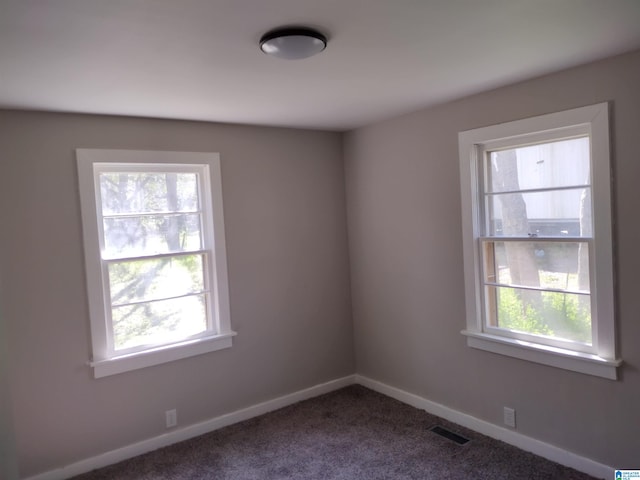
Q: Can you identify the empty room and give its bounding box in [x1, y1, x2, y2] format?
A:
[1, 1, 640, 479]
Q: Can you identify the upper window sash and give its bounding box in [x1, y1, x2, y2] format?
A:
[478, 133, 593, 240]
[93, 163, 210, 260]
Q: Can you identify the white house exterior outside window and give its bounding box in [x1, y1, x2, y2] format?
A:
[77, 149, 234, 378]
[458, 103, 620, 379]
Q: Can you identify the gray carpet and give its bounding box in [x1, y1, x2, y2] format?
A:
[71, 385, 599, 480]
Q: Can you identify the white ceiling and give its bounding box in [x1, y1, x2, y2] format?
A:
[1, 0, 640, 131]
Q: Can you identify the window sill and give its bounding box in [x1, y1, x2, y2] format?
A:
[90, 332, 237, 378]
[461, 330, 621, 380]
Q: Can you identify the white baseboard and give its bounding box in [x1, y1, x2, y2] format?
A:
[24, 375, 356, 480]
[24, 373, 613, 480]
[354, 375, 613, 480]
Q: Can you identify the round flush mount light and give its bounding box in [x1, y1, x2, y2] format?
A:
[260, 27, 327, 60]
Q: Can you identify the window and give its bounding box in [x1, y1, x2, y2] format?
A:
[458, 103, 620, 379]
[77, 150, 234, 378]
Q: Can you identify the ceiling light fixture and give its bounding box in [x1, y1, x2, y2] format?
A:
[260, 27, 327, 60]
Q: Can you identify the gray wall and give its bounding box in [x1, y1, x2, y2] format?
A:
[344, 49, 640, 467]
[0, 111, 354, 477]
[0, 290, 19, 479]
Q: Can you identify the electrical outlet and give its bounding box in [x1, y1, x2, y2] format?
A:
[165, 409, 177, 428]
[503, 407, 516, 428]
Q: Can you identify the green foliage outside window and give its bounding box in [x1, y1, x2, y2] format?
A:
[496, 285, 591, 344]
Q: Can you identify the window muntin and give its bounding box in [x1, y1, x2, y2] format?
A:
[458, 103, 619, 379]
[77, 150, 234, 377]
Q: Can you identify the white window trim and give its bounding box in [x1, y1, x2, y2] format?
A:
[77, 149, 235, 378]
[458, 103, 621, 380]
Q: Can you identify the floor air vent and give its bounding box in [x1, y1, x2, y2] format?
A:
[429, 425, 470, 445]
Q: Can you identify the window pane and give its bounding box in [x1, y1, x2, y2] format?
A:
[112, 294, 208, 351]
[486, 137, 590, 193]
[109, 254, 205, 306]
[487, 188, 591, 237]
[103, 213, 202, 257]
[100, 172, 199, 215]
[484, 241, 590, 293]
[486, 286, 592, 345]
